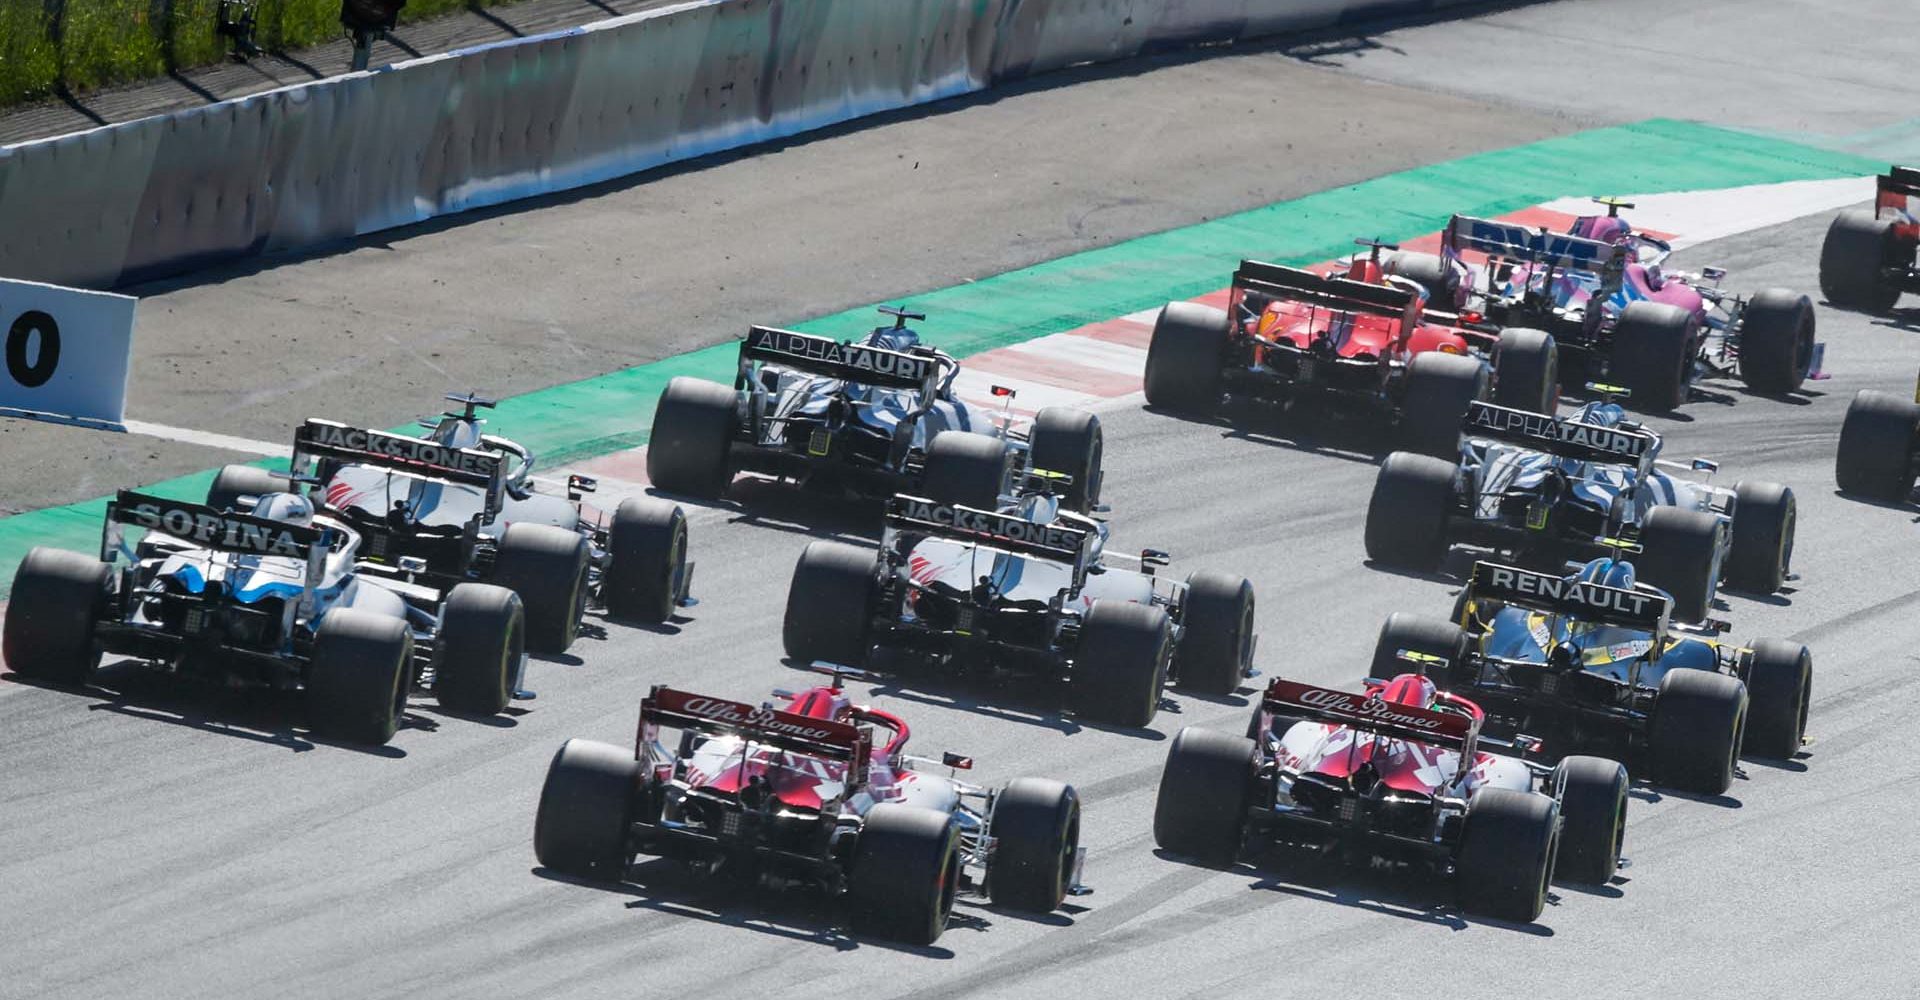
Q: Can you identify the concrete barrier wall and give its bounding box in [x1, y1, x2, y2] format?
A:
[0, 0, 1494, 289]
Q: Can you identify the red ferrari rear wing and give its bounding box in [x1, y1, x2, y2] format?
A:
[1232, 259, 1418, 328]
[1876, 166, 1920, 223]
[1263, 678, 1475, 751]
[638, 686, 870, 763]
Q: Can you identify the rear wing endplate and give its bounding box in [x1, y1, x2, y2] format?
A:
[638, 686, 870, 764]
[1462, 400, 1658, 468]
[739, 326, 939, 394]
[1263, 678, 1474, 751]
[1876, 167, 1920, 222]
[1232, 259, 1417, 328]
[1442, 215, 1623, 274]
[884, 494, 1090, 567]
[1467, 561, 1670, 635]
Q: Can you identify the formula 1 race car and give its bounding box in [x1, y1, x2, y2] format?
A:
[208, 394, 692, 654]
[1154, 671, 1629, 922]
[533, 671, 1086, 946]
[2, 490, 529, 745]
[1834, 372, 1920, 501]
[1364, 396, 1796, 622]
[1378, 559, 1813, 796]
[1387, 208, 1818, 411]
[647, 308, 1105, 513]
[1820, 165, 1920, 312]
[781, 491, 1258, 727]
[1143, 248, 1557, 459]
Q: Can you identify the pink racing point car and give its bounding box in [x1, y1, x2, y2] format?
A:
[1153, 671, 1628, 923]
[1821, 165, 1920, 313]
[533, 669, 1085, 946]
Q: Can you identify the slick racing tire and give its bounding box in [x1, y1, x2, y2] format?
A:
[1742, 639, 1812, 760]
[1069, 600, 1172, 728]
[1364, 451, 1456, 570]
[1143, 302, 1229, 413]
[435, 583, 524, 716]
[1834, 389, 1920, 501]
[207, 464, 286, 513]
[492, 523, 591, 655]
[919, 431, 1010, 512]
[646, 376, 737, 499]
[1737, 289, 1817, 395]
[1819, 208, 1901, 313]
[988, 778, 1082, 913]
[3, 547, 108, 685]
[533, 738, 638, 880]
[1551, 755, 1629, 885]
[1634, 507, 1721, 625]
[1724, 481, 1795, 595]
[1456, 788, 1559, 923]
[1492, 328, 1560, 415]
[1382, 251, 1459, 308]
[1028, 407, 1104, 513]
[1152, 727, 1255, 866]
[1399, 351, 1487, 459]
[781, 541, 876, 666]
[1609, 301, 1695, 413]
[1370, 613, 1470, 686]
[1174, 570, 1255, 696]
[306, 609, 413, 747]
[1646, 668, 1748, 796]
[601, 497, 688, 623]
[849, 804, 963, 946]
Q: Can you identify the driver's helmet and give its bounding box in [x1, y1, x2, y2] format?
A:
[784, 686, 854, 722]
[1571, 215, 1632, 245]
[1376, 672, 1438, 709]
[1012, 492, 1060, 523]
[866, 324, 922, 354]
[432, 418, 483, 449]
[1568, 400, 1660, 461]
[1574, 556, 1636, 591]
[254, 492, 315, 528]
[1343, 254, 1383, 285]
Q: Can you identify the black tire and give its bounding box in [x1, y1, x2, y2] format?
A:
[1646, 668, 1747, 795]
[435, 583, 523, 716]
[646, 376, 737, 498]
[918, 431, 1009, 511]
[1382, 250, 1457, 307]
[1143, 302, 1229, 412]
[1364, 451, 1456, 569]
[1743, 639, 1811, 760]
[849, 804, 962, 945]
[1174, 571, 1255, 696]
[533, 738, 637, 880]
[207, 464, 286, 512]
[988, 778, 1081, 912]
[1028, 407, 1103, 513]
[601, 497, 688, 623]
[781, 541, 875, 665]
[2, 547, 108, 684]
[1069, 600, 1171, 727]
[1724, 481, 1795, 595]
[1834, 389, 1920, 500]
[492, 523, 590, 655]
[1152, 727, 1255, 865]
[1634, 507, 1721, 624]
[1610, 301, 1695, 412]
[1551, 755, 1628, 885]
[1819, 208, 1900, 312]
[1369, 612, 1468, 685]
[1455, 788, 1559, 923]
[305, 609, 413, 746]
[1399, 351, 1487, 459]
[1737, 289, 1817, 394]
[1493, 328, 1559, 414]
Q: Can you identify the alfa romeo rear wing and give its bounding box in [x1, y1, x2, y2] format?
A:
[638, 686, 871, 766]
[1875, 166, 1920, 224]
[1441, 215, 1624, 276]
[1461, 400, 1658, 473]
[104, 490, 332, 612]
[1232, 259, 1418, 329]
[738, 326, 940, 397]
[1262, 677, 1475, 752]
[883, 494, 1091, 569]
[293, 419, 509, 520]
[1466, 561, 1670, 637]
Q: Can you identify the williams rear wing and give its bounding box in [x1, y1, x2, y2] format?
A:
[294, 419, 509, 519]
[1467, 561, 1670, 636]
[738, 326, 939, 395]
[884, 494, 1091, 568]
[1442, 215, 1623, 275]
[1232, 259, 1417, 329]
[1462, 400, 1658, 470]
[105, 490, 332, 608]
[638, 686, 871, 765]
[1876, 166, 1920, 224]
[1262, 678, 1474, 751]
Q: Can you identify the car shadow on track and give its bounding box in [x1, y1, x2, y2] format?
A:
[1140, 402, 1386, 466]
[648, 479, 886, 544]
[1829, 488, 1920, 517]
[801, 654, 1170, 742]
[1630, 784, 1743, 810]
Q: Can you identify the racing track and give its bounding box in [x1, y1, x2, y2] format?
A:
[4, 2, 1919, 997]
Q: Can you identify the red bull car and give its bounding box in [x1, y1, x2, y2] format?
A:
[1821, 166, 1920, 313]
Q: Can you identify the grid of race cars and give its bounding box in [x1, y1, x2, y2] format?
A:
[6, 167, 1919, 941]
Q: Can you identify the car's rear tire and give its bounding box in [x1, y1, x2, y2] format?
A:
[1456, 788, 1559, 922]
[646, 376, 737, 498]
[1610, 301, 1695, 412]
[601, 497, 688, 623]
[1028, 407, 1103, 513]
[988, 778, 1081, 913]
[435, 583, 523, 716]
[1370, 612, 1468, 685]
[1174, 571, 1255, 696]
[1399, 351, 1487, 459]
[207, 464, 285, 512]
[1743, 639, 1811, 760]
[1364, 451, 1456, 570]
[849, 804, 962, 945]
[1634, 507, 1721, 624]
[1737, 289, 1817, 394]
[3, 547, 108, 685]
[1646, 668, 1747, 795]
[1551, 755, 1628, 885]
[918, 431, 1009, 511]
[1725, 481, 1795, 595]
[1383, 251, 1458, 307]
[1819, 208, 1901, 312]
[492, 523, 590, 654]
[1069, 601, 1171, 728]
[306, 609, 413, 746]
[1143, 302, 1229, 412]
[781, 541, 875, 666]
[1493, 328, 1559, 414]
[1152, 727, 1255, 866]
[533, 738, 637, 880]
[1835, 389, 1920, 501]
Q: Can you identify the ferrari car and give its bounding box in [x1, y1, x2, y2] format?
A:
[647, 307, 1105, 513]
[1143, 245, 1558, 458]
[1154, 670, 1629, 923]
[3, 489, 528, 745]
[1834, 373, 1920, 501]
[207, 393, 692, 654]
[1377, 559, 1813, 796]
[532, 670, 1085, 946]
[1364, 396, 1796, 622]
[781, 488, 1258, 727]
[1820, 165, 1920, 313]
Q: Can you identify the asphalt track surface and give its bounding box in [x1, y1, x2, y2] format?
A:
[5, 2, 1919, 998]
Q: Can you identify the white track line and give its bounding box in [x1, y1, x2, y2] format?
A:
[121, 420, 287, 458]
